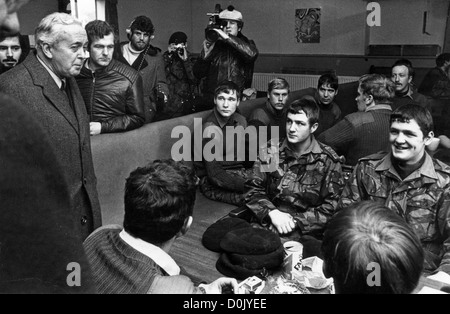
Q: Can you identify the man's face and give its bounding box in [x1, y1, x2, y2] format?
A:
[47, 24, 87, 78]
[318, 83, 337, 105]
[355, 86, 371, 112]
[89, 33, 114, 71]
[214, 90, 239, 118]
[0, 0, 29, 38]
[0, 36, 21, 69]
[130, 29, 150, 51]
[391, 65, 412, 93]
[223, 20, 239, 36]
[390, 118, 432, 165]
[286, 111, 317, 145]
[268, 88, 289, 111]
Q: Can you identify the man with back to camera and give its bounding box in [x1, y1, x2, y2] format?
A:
[390, 58, 428, 111]
[317, 74, 394, 167]
[75, 20, 145, 135]
[0, 33, 29, 74]
[193, 5, 258, 112]
[302, 73, 341, 136]
[338, 104, 450, 277]
[115, 15, 169, 123]
[84, 159, 239, 294]
[0, 12, 102, 241]
[247, 77, 290, 141]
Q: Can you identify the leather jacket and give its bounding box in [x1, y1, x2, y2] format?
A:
[193, 32, 258, 100]
[76, 59, 145, 133]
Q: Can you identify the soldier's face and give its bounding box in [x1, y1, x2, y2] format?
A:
[0, 0, 29, 38]
[390, 118, 433, 165]
[286, 112, 317, 145]
[268, 88, 289, 111]
[391, 65, 412, 94]
[214, 90, 239, 118]
[318, 83, 337, 105]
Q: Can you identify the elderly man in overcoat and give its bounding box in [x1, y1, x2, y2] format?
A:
[0, 12, 101, 240]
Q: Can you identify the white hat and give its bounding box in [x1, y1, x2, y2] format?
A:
[219, 5, 243, 22]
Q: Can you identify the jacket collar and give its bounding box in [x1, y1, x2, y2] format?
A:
[280, 135, 321, 159]
[375, 152, 438, 181]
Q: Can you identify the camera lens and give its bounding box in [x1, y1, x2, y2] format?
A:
[205, 28, 219, 43]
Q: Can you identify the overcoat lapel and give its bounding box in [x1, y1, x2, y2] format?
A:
[24, 54, 80, 134]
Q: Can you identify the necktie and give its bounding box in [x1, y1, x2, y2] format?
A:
[60, 80, 74, 111]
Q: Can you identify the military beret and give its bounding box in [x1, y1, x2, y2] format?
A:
[228, 245, 284, 270]
[216, 253, 263, 280]
[201, 217, 251, 252]
[220, 227, 282, 255]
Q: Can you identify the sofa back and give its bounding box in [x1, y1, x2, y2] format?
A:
[91, 81, 358, 224]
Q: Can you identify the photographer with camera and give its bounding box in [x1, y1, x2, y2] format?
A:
[158, 31, 198, 120]
[193, 5, 258, 112]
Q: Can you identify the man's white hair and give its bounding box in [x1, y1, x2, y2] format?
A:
[35, 12, 82, 50]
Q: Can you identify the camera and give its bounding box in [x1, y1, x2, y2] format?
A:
[205, 4, 226, 43]
[169, 44, 185, 59]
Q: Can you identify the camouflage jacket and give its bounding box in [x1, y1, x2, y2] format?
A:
[245, 137, 344, 237]
[338, 152, 450, 275]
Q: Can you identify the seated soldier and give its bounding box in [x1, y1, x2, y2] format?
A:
[84, 159, 239, 294]
[245, 97, 344, 243]
[247, 77, 290, 141]
[322, 201, 424, 294]
[317, 74, 394, 167]
[195, 80, 253, 206]
[301, 73, 341, 136]
[338, 104, 450, 276]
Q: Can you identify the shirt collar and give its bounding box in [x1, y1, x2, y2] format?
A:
[375, 152, 438, 180]
[37, 54, 64, 89]
[119, 230, 180, 276]
[280, 135, 321, 158]
[366, 104, 392, 112]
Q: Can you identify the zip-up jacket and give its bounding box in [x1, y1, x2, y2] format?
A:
[76, 59, 145, 133]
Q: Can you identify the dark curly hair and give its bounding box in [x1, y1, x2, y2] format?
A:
[130, 15, 155, 36]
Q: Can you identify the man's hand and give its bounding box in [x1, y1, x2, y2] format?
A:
[178, 47, 188, 61]
[199, 277, 240, 294]
[90, 122, 101, 136]
[203, 40, 215, 58]
[268, 209, 296, 235]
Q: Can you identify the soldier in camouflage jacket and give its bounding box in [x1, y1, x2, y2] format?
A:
[338, 104, 450, 276]
[245, 98, 344, 239]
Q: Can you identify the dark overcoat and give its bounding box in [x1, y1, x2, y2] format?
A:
[0, 52, 102, 240]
